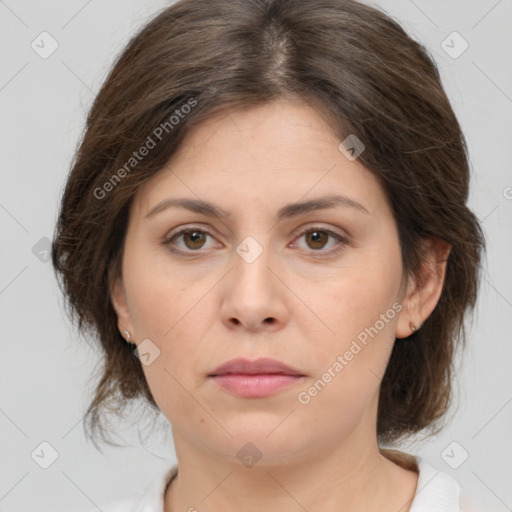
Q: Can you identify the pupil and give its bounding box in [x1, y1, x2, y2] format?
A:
[187, 231, 204, 248]
[309, 231, 326, 249]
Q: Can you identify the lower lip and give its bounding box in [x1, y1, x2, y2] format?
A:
[210, 374, 304, 397]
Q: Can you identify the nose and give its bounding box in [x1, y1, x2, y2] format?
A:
[220, 240, 290, 333]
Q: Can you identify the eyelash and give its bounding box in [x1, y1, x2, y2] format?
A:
[161, 225, 349, 258]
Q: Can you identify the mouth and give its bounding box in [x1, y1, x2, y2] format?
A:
[208, 358, 305, 398]
[209, 373, 305, 398]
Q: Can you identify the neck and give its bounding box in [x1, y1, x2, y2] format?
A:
[164, 430, 418, 512]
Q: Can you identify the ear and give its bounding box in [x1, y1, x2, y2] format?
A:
[110, 276, 134, 341]
[396, 237, 451, 339]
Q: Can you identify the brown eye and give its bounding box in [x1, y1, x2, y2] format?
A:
[293, 226, 348, 257]
[163, 225, 348, 258]
[182, 230, 207, 250]
[162, 227, 217, 254]
[305, 230, 329, 250]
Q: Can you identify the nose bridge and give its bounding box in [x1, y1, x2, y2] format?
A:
[235, 233, 268, 267]
[220, 232, 288, 331]
[232, 233, 275, 294]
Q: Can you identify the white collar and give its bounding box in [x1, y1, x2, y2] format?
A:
[98, 454, 463, 512]
[410, 456, 461, 511]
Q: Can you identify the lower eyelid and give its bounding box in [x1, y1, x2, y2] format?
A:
[292, 228, 348, 254]
[162, 228, 216, 250]
[163, 227, 349, 255]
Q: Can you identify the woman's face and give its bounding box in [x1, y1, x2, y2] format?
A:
[112, 98, 415, 464]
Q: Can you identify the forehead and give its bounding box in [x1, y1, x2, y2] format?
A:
[133, 99, 390, 221]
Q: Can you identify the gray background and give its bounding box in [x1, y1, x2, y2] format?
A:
[1, 0, 511, 510]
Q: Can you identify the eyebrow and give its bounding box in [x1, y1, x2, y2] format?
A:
[144, 194, 370, 221]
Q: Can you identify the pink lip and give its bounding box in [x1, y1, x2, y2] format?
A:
[208, 358, 305, 398]
[210, 357, 303, 376]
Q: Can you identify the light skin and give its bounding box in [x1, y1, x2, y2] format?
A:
[111, 98, 451, 512]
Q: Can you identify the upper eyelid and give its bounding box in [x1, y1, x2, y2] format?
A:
[163, 223, 349, 249]
[164, 223, 348, 239]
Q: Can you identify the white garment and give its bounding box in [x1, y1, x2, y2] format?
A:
[92, 455, 480, 512]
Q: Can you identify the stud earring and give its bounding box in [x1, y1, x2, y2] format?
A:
[123, 330, 131, 342]
[409, 321, 417, 333]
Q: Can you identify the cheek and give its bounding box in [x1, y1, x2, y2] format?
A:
[304, 248, 403, 393]
[121, 244, 216, 392]
[296, 284, 400, 434]
[315, 251, 402, 343]
[122, 238, 194, 337]
[125, 277, 205, 422]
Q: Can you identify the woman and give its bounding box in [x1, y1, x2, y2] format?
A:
[51, 0, 486, 510]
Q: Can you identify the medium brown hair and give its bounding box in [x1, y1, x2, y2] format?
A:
[52, 0, 485, 448]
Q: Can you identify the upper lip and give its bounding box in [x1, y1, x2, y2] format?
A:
[209, 357, 304, 377]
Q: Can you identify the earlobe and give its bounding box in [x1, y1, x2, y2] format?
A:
[110, 277, 134, 339]
[395, 276, 420, 339]
[395, 237, 451, 339]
